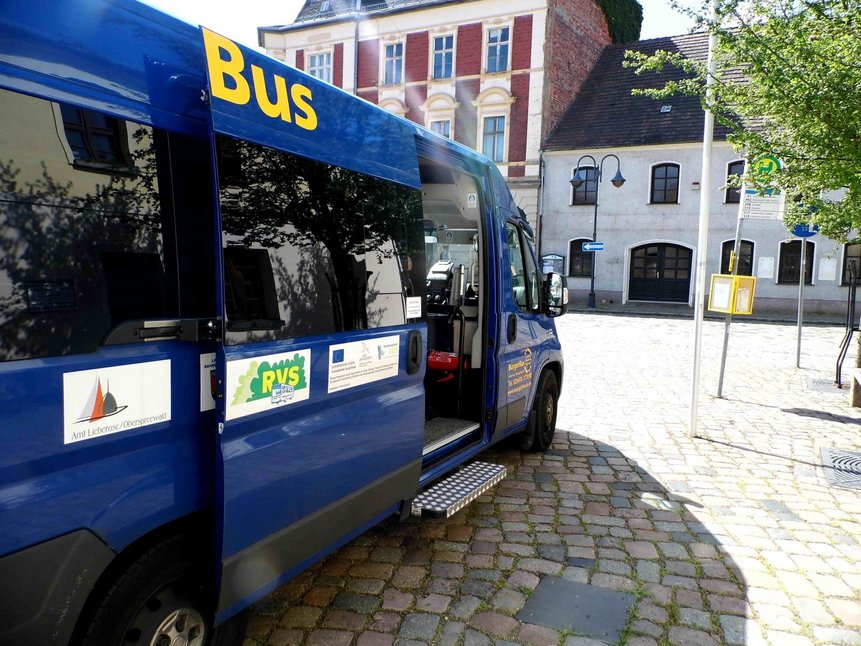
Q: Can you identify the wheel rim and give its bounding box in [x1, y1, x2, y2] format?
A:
[149, 608, 206, 646]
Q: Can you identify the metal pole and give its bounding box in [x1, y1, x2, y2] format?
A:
[717, 202, 745, 397]
[588, 196, 599, 308]
[796, 239, 806, 368]
[690, 0, 718, 439]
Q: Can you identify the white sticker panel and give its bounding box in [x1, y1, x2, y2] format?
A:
[226, 350, 311, 421]
[406, 296, 422, 319]
[200, 352, 217, 412]
[328, 335, 400, 393]
[63, 360, 171, 444]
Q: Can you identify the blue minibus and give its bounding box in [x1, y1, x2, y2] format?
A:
[0, 2, 567, 644]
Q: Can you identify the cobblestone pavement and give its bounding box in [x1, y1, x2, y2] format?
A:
[244, 313, 861, 646]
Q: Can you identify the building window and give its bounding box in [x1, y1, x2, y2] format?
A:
[60, 105, 131, 169]
[726, 160, 745, 204]
[430, 120, 451, 138]
[308, 52, 332, 83]
[568, 239, 593, 277]
[383, 43, 403, 85]
[650, 163, 680, 204]
[571, 166, 597, 205]
[486, 27, 509, 73]
[720, 240, 754, 275]
[843, 243, 861, 284]
[482, 116, 505, 162]
[432, 35, 454, 79]
[778, 240, 814, 284]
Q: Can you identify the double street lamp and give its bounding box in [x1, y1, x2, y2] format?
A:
[570, 153, 625, 309]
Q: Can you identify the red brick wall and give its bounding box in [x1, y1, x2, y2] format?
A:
[333, 42, 344, 88]
[357, 38, 379, 88]
[405, 31, 429, 83]
[405, 85, 428, 124]
[295, 49, 304, 71]
[511, 15, 533, 71]
[454, 78, 480, 149]
[457, 23, 482, 76]
[358, 89, 378, 104]
[543, 0, 610, 140]
[508, 73, 530, 177]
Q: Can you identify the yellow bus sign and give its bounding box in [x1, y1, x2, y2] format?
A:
[708, 274, 757, 315]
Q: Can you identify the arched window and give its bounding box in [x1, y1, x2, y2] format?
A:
[568, 238, 593, 277]
[570, 167, 597, 205]
[720, 240, 754, 275]
[726, 160, 745, 203]
[843, 242, 861, 284]
[650, 163, 680, 204]
[778, 240, 814, 284]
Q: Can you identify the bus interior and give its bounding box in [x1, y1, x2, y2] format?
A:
[420, 158, 487, 460]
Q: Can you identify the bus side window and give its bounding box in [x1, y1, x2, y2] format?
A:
[0, 89, 187, 361]
[216, 136, 425, 344]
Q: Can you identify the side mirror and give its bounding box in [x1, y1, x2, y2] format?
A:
[544, 272, 568, 317]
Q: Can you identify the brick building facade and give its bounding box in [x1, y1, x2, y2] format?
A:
[258, 0, 612, 226]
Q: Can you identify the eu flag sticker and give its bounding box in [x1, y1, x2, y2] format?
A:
[333, 349, 345, 363]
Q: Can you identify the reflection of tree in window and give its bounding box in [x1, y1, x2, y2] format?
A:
[0, 94, 180, 360]
[217, 137, 424, 343]
[842, 242, 861, 285]
[778, 240, 813, 284]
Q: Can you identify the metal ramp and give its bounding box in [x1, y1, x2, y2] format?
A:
[411, 461, 507, 518]
[423, 417, 479, 456]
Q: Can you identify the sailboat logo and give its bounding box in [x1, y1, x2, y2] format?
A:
[75, 378, 128, 423]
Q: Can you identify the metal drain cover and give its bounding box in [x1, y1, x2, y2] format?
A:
[808, 378, 843, 393]
[821, 447, 861, 489]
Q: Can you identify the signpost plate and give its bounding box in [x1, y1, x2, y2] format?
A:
[582, 242, 604, 252]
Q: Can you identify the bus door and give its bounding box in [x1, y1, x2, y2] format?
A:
[498, 219, 542, 432]
[211, 135, 428, 619]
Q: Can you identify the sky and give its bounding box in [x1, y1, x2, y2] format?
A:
[140, 0, 702, 50]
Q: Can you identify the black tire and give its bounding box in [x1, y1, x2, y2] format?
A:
[78, 534, 246, 646]
[527, 370, 558, 452]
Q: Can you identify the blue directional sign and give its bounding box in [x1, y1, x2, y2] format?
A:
[792, 223, 819, 238]
[582, 241, 605, 252]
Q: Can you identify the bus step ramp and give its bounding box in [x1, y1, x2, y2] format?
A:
[411, 462, 507, 518]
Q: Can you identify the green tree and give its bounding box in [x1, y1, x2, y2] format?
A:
[626, 0, 861, 240]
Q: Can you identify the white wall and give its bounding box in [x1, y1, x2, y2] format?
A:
[541, 144, 851, 315]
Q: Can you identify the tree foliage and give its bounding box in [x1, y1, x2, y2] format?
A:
[625, 0, 861, 240]
[597, 0, 644, 43]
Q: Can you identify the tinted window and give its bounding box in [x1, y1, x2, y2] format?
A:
[217, 136, 425, 344]
[0, 89, 205, 361]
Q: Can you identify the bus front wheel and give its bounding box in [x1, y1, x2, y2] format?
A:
[78, 534, 246, 646]
[518, 369, 558, 452]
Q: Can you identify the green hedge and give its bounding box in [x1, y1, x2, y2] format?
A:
[597, 0, 643, 43]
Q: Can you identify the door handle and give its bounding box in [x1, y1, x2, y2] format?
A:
[507, 314, 517, 344]
[407, 330, 422, 375]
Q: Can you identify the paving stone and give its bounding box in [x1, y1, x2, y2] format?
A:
[667, 626, 719, 645]
[468, 611, 519, 638]
[679, 607, 712, 630]
[463, 628, 493, 646]
[492, 587, 527, 612]
[398, 613, 440, 641]
[332, 592, 380, 614]
[517, 623, 561, 645]
[449, 595, 482, 620]
[267, 628, 304, 646]
[355, 632, 394, 646]
[306, 629, 353, 646]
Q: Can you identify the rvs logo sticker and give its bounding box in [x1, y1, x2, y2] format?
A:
[203, 28, 318, 132]
[226, 350, 311, 420]
[63, 361, 171, 444]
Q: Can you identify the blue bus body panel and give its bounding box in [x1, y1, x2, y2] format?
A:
[0, 344, 213, 558]
[0, 0, 208, 135]
[203, 31, 420, 189]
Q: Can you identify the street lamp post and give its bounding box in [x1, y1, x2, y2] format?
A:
[570, 153, 625, 309]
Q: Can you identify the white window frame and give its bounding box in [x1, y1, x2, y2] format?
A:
[382, 41, 404, 86]
[431, 33, 455, 80]
[485, 25, 511, 74]
[473, 87, 515, 165]
[308, 51, 332, 83]
[430, 120, 451, 138]
[648, 160, 681, 205]
[481, 115, 506, 163]
[421, 92, 459, 139]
